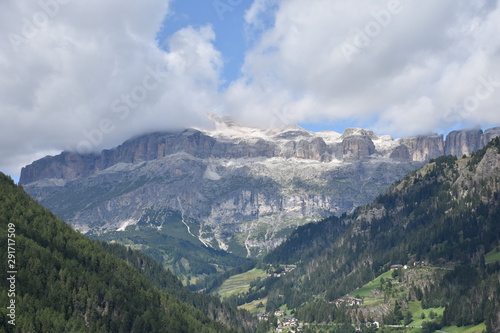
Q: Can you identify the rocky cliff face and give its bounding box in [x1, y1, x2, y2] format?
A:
[340, 135, 376, 160]
[399, 134, 445, 161]
[482, 127, 500, 147]
[19, 121, 500, 257]
[444, 129, 484, 157]
[21, 127, 500, 185]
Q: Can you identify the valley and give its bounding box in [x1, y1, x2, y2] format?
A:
[9, 126, 500, 332]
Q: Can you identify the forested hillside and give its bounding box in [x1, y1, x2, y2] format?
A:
[261, 137, 500, 331]
[100, 242, 258, 333]
[0, 173, 240, 332]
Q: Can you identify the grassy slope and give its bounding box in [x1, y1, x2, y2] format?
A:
[485, 247, 500, 264]
[238, 297, 268, 314]
[215, 268, 267, 298]
[440, 323, 487, 332]
[350, 270, 393, 298]
[407, 301, 444, 327]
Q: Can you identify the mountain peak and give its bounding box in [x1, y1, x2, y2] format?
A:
[341, 127, 378, 139]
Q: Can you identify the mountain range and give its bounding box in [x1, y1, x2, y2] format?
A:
[20, 119, 500, 261]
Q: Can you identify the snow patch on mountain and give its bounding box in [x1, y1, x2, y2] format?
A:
[117, 218, 137, 231]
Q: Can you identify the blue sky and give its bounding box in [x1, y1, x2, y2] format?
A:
[1, 0, 500, 180]
[157, 1, 252, 86]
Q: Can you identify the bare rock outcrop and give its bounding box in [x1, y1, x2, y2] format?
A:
[341, 135, 376, 160]
[19, 123, 500, 256]
[399, 134, 444, 161]
[444, 129, 484, 157]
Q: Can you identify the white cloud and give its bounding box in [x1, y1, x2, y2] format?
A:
[0, 0, 223, 179]
[244, 0, 279, 32]
[225, 0, 500, 135]
[2, 0, 500, 180]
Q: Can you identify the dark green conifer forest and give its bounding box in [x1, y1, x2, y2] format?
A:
[0, 173, 245, 332]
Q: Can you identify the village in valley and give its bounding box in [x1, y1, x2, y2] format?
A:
[257, 311, 303, 333]
[217, 262, 441, 333]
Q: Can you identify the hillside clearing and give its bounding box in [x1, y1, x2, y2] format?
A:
[214, 268, 267, 298]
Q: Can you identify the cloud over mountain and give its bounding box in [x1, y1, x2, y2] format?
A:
[227, 0, 500, 133]
[0, 0, 221, 177]
[1, 0, 500, 179]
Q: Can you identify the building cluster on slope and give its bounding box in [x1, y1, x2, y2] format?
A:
[329, 296, 364, 307]
[262, 266, 296, 279]
[257, 310, 304, 332]
[275, 314, 303, 333]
